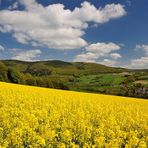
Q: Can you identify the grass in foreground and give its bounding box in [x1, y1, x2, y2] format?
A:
[0, 82, 147, 147]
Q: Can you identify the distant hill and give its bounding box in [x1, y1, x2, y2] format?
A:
[0, 59, 147, 99]
[0, 60, 126, 75]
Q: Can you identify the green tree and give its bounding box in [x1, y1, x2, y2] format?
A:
[7, 68, 23, 84]
[0, 62, 8, 81]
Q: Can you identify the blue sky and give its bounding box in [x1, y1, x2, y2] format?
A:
[0, 0, 148, 68]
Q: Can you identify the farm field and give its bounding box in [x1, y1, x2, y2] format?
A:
[66, 74, 125, 93]
[134, 80, 148, 85]
[0, 82, 148, 147]
[65, 73, 148, 98]
[0, 60, 148, 99]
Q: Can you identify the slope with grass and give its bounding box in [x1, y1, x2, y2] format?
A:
[1, 60, 125, 75]
[0, 82, 147, 147]
[0, 60, 148, 99]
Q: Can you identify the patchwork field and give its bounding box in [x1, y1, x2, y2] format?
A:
[0, 82, 147, 147]
[135, 80, 148, 85]
[0, 60, 148, 99]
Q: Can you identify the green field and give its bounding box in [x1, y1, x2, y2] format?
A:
[66, 74, 125, 93]
[0, 60, 148, 99]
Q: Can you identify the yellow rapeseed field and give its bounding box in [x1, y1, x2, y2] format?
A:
[0, 82, 147, 148]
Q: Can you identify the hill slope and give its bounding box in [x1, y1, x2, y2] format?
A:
[0, 82, 147, 147]
[0, 59, 148, 99]
[1, 60, 125, 75]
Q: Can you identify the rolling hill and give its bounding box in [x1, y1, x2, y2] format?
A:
[1, 60, 125, 75]
[0, 60, 147, 99]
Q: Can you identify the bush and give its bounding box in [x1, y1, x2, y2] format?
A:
[0, 62, 8, 81]
[7, 68, 23, 84]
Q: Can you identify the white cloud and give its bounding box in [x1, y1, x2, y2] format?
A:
[110, 53, 122, 59]
[86, 42, 121, 57]
[0, 1, 126, 50]
[72, 2, 126, 24]
[73, 52, 97, 63]
[73, 52, 120, 66]
[8, 2, 19, 10]
[73, 42, 122, 65]
[127, 44, 148, 69]
[136, 44, 148, 55]
[128, 56, 148, 69]
[0, 45, 5, 51]
[12, 49, 42, 61]
[99, 59, 118, 67]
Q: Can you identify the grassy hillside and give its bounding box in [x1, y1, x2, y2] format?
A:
[0, 82, 147, 147]
[1, 60, 125, 75]
[0, 60, 147, 99]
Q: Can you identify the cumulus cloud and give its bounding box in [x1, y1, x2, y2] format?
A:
[128, 56, 148, 69]
[73, 52, 97, 63]
[0, 45, 5, 51]
[136, 44, 148, 55]
[12, 49, 42, 61]
[124, 44, 148, 69]
[0, 1, 126, 50]
[8, 2, 19, 10]
[100, 59, 118, 67]
[127, 44, 148, 69]
[73, 42, 122, 66]
[110, 53, 122, 59]
[86, 42, 121, 57]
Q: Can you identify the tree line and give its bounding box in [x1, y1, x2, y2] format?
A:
[0, 62, 69, 90]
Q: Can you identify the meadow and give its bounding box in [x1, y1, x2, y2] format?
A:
[67, 74, 125, 93]
[0, 82, 147, 147]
